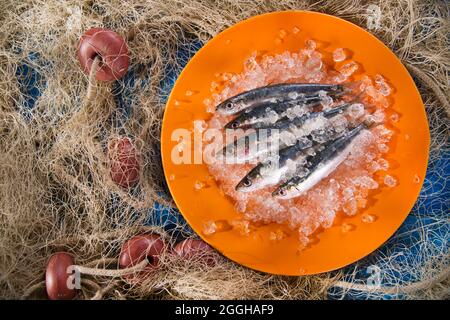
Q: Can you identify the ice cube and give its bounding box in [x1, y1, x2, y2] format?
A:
[374, 75, 391, 96]
[280, 131, 297, 146]
[305, 52, 322, 71]
[348, 103, 365, 118]
[203, 220, 217, 235]
[285, 109, 296, 120]
[356, 176, 379, 189]
[194, 180, 206, 190]
[330, 115, 348, 134]
[339, 61, 358, 77]
[231, 219, 251, 236]
[267, 110, 279, 123]
[333, 48, 346, 62]
[288, 91, 299, 100]
[361, 213, 377, 223]
[378, 143, 389, 153]
[305, 39, 317, 51]
[343, 187, 354, 200]
[342, 199, 357, 216]
[390, 113, 399, 123]
[384, 174, 397, 187]
[285, 159, 300, 176]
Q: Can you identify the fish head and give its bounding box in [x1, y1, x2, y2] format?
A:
[216, 99, 246, 115]
[235, 165, 264, 192]
[272, 182, 297, 200]
[235, 175, 255, 192]
[225, 118, 243, 129]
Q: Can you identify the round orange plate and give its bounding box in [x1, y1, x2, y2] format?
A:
[161, 11, 430, 275]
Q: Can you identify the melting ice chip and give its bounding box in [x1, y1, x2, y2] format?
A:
[288, 91, 299, 100]
[333, 48, 346, 62]
[375, 75, 391, 96]
[348, 103, 365, 118]
[384, 174, 397, 187]
[361, 213, 377, 223]
[267, 110, 279, 124]
[339, 61, 358, 77]
[202, 220, 217, 235]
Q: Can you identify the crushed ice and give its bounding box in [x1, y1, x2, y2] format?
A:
[202, 42, 396, 247]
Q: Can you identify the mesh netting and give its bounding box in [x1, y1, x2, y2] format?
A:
[0, 0, 448, 299]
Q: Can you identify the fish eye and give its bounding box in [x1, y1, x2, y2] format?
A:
[231, 122, 239, 129]
[226, 102, 234, 109]
[278, 189, 287, 196]
[242, 178, 252, 187]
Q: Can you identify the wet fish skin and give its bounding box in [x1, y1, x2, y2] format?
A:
[272, 123, 367, 199]
[265, 102, 351, 131]
[235, 138, 314, 192]
[218, 128, 277, 163]
[216, 83, 344, 115]
[218, 103, 352, 162]
[224, 98, 319, 130]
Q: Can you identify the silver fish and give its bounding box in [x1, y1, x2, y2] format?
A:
[216, 83, 344, 115]
[218, 103, 351, 162]
[224, 98, 319, 129]
[272, 123, 367, 200]
[235, 138, 316, 192]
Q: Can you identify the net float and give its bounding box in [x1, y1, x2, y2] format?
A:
[45, 252, 77, 300]
[108, 136, 140, 188]
[77, 27, 129, 81]
[173, 239, 216, 265]
[119, 234, 165, 282]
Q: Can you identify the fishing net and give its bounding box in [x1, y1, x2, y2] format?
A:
[0, 0, 448, 299]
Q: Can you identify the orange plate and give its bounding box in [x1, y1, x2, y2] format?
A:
[161, 11, 430, 275]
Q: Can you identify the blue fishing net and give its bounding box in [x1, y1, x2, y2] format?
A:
[15, 37, 448, 299]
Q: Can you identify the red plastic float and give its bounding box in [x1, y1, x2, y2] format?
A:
[77, 27, 129, 81]
[108, 136, 140, 188]
[45, 252, 76, 300]
[119, 234, 165, 282]
[173, 239, 215, 264]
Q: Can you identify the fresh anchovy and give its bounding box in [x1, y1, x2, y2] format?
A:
[224, 98, 320, 130]
[235, 138, 317, 192]
[216, 83, 344, 115]
[263, 102, 350, 131]
[272, 123, 367, 200]
[218, 103, 351, 162]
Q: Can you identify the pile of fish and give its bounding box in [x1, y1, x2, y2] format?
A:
[215, 83, 372, 200]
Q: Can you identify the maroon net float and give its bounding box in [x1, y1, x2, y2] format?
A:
[45, 252, 77, 300]
[119, 234, 165, 283]
[77, 28, 130, 81]
[174, 239, 216, 265]
[108, 136, 141, 189]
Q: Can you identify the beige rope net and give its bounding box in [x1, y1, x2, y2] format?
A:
[0, 0, 448, 299]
